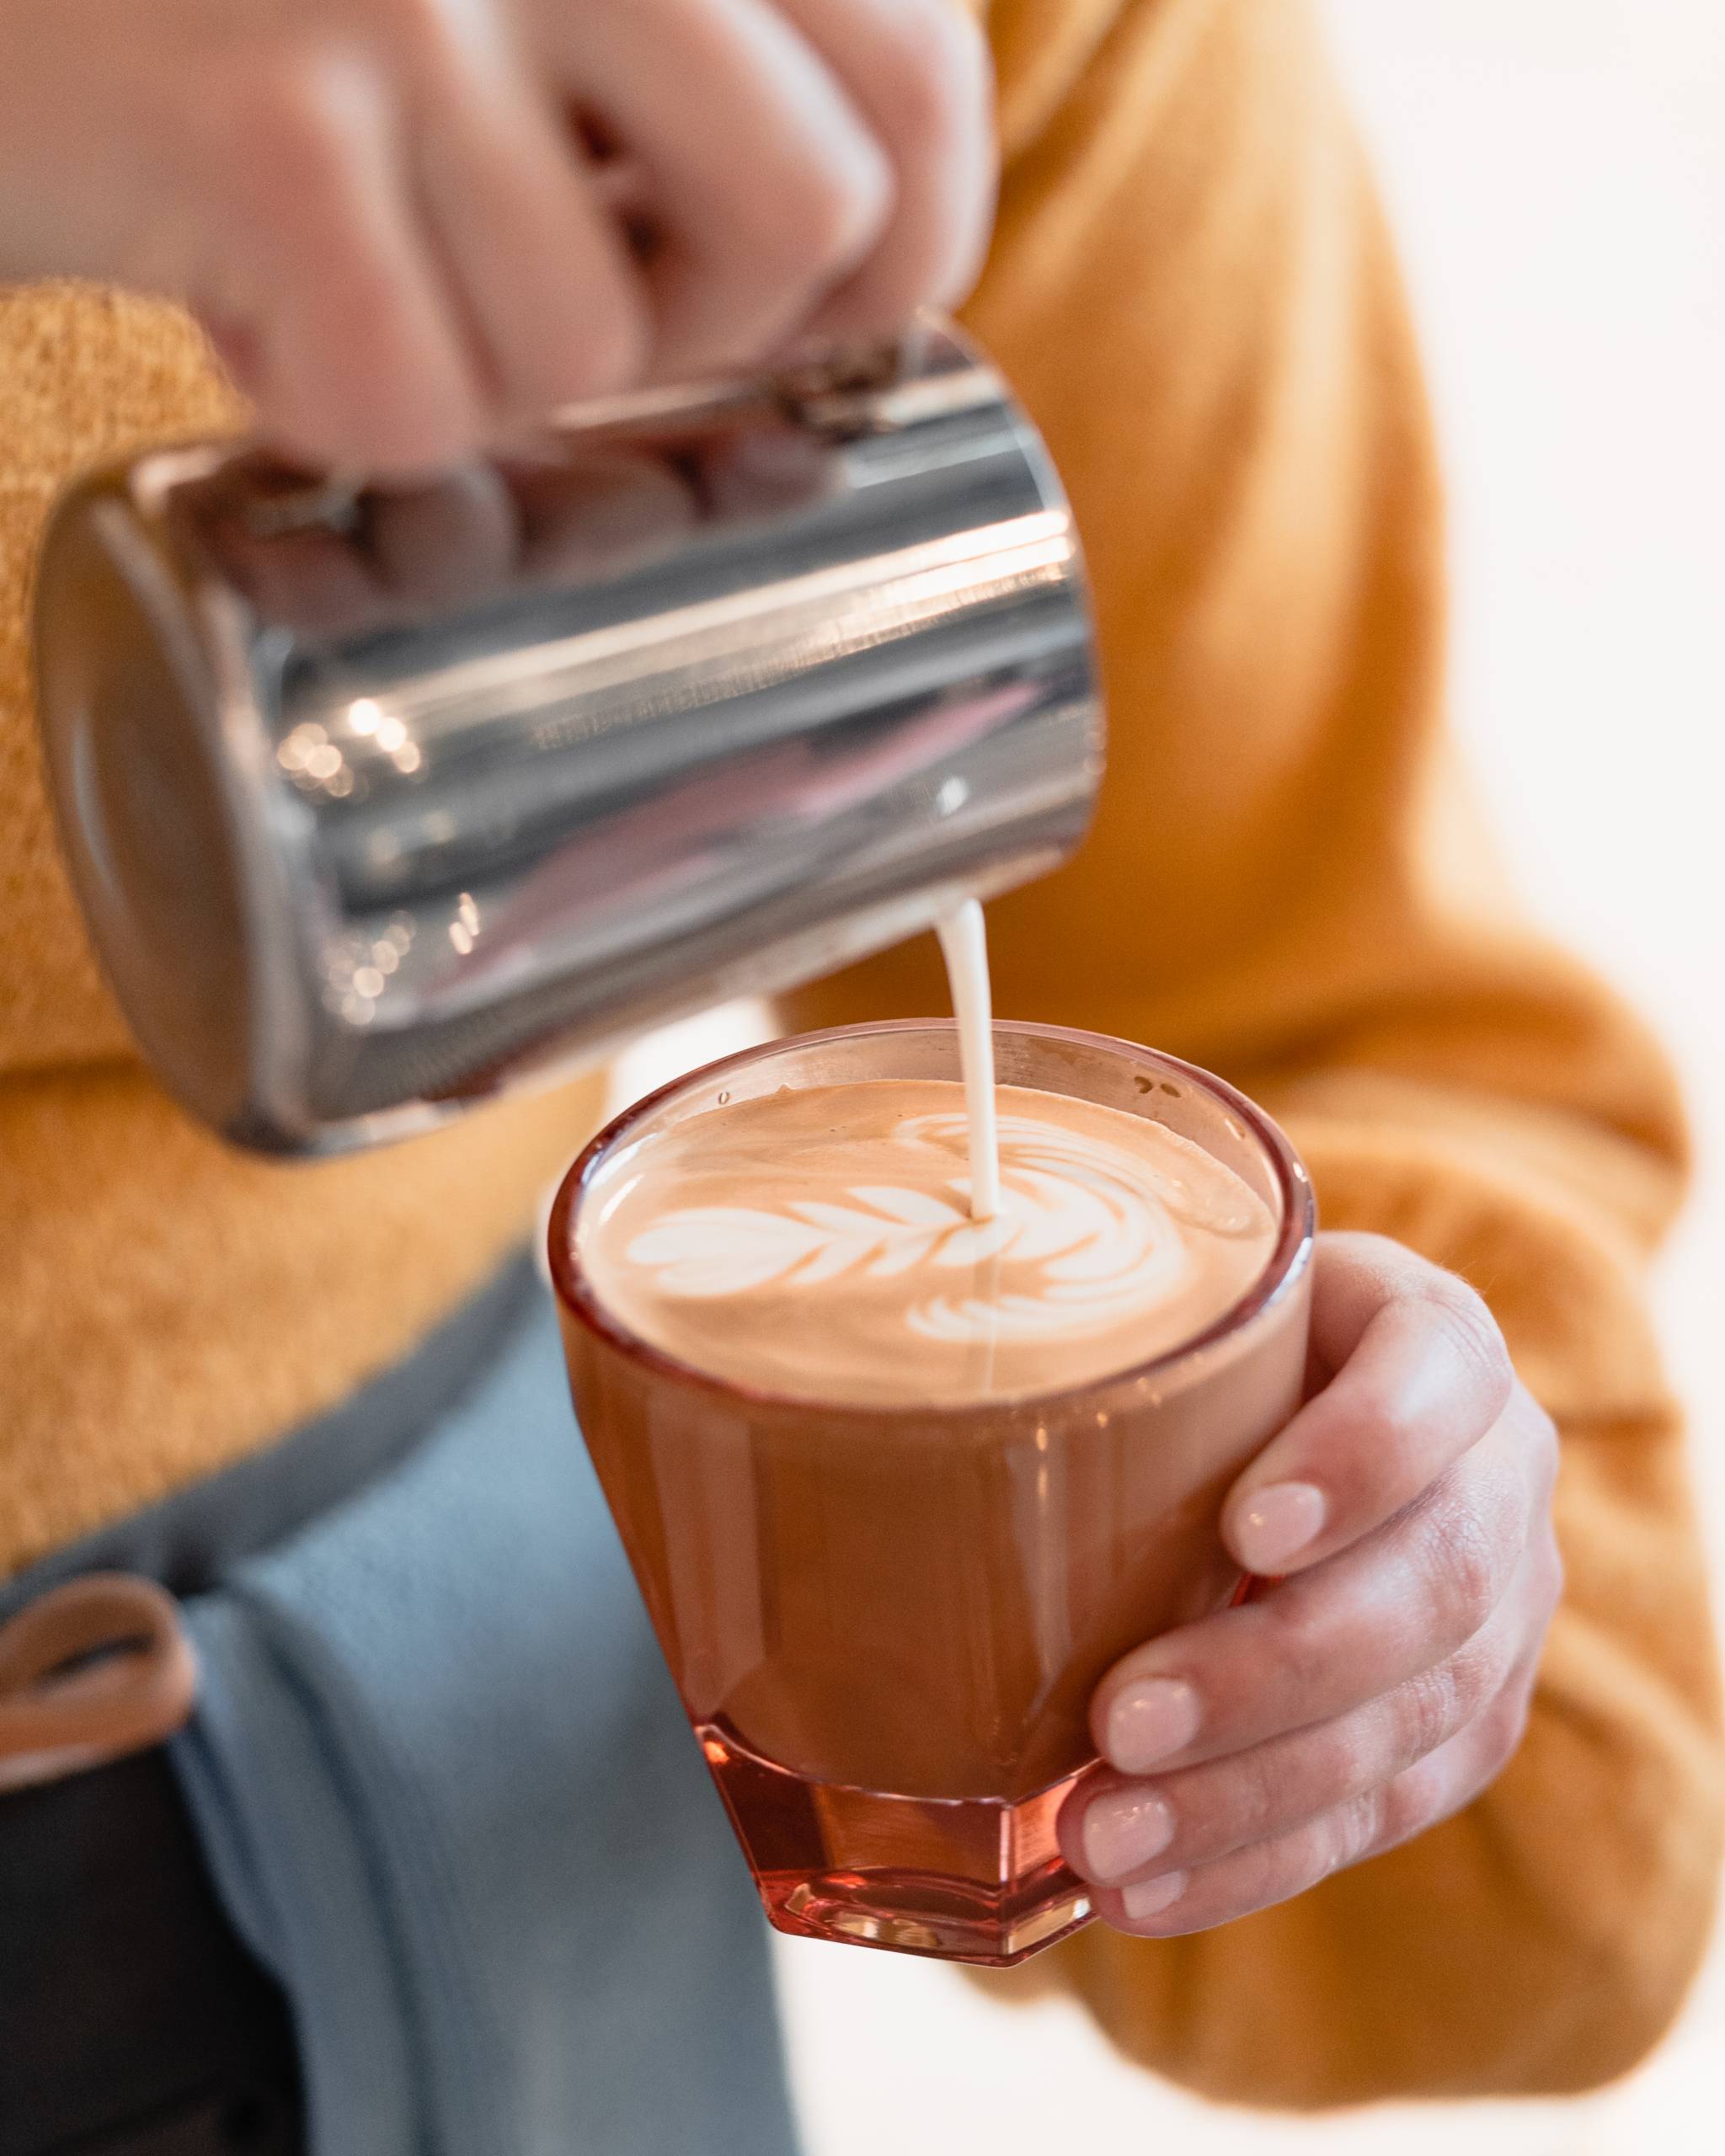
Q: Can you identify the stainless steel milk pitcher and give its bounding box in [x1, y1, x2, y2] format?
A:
[33, 319, 1101, 1155]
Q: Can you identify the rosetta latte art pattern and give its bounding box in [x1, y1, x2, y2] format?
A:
[580, 1079, 1279, 1404]
[625, 1112, 1265, 1347]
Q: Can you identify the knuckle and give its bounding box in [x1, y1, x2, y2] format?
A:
[1325, 1790, 1386, 1876]
[1358, 1375, 1438, 1494]
[1193, 1715, 1387, 1867]
[764, 153, 893, 278]
[1421, 1274, 1514, 1416]
[1422, 1497, 1504, 1640]
[1376, 1758, 1447, 1848]
[1259, 1593, 1333, 1706]
[1397, 1662, 1464, 1763]
[1310, 1711, 1375, 1801]
[1468, 1614, 1524, 1711]
[1215, 1743, 1284, 1850]
[1437, 1630, 1510, 1742]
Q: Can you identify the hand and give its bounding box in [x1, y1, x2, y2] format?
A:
[1060, 1231, 1562, 1936]
[0, 0, 995, 472]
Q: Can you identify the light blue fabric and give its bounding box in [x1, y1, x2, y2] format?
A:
[170, 1280, 803, 2156]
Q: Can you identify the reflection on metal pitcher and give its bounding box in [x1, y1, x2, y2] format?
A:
[34, 320, 1102, 1154]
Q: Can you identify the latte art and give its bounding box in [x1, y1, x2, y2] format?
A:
[623, 1110, 1261, 1350]
[580, 1080, 1279, 1405]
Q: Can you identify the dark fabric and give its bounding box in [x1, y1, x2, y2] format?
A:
[0, 1748, 303, 2156]
[0, 1256, 539, 1623]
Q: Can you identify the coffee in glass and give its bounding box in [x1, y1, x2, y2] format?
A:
[549, 1020, 1313, 1964]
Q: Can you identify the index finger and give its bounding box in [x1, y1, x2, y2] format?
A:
[1221, 1231, 1514, 1577]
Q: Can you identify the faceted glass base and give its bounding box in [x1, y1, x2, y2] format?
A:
[697, 1721, 1094, 1966]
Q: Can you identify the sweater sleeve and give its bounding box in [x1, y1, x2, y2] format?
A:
[778, 0, 1725, 2104]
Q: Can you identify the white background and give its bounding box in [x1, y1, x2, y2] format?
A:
[607, 3, 1725, 2146]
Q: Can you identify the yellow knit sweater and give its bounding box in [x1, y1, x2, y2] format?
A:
[2, 0, 1719, 2109]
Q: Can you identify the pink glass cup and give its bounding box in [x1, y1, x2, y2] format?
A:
[548, 1021, 1315, 1964]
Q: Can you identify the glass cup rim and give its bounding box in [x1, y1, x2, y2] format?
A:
[547, 1018, 1316, 1422]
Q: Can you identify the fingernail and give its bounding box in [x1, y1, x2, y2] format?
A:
[1121, 1870, 1187, 1923]
[1105, 1678, 1200, 1772]
[1081, 1786, 1175, 1883]
[1233, 1481, 1327, 1573]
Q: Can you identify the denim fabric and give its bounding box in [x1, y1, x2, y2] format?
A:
[171, 1283, 802, 2156]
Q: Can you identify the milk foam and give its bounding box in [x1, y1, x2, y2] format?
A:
[580, 1080, 1277, 1406]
